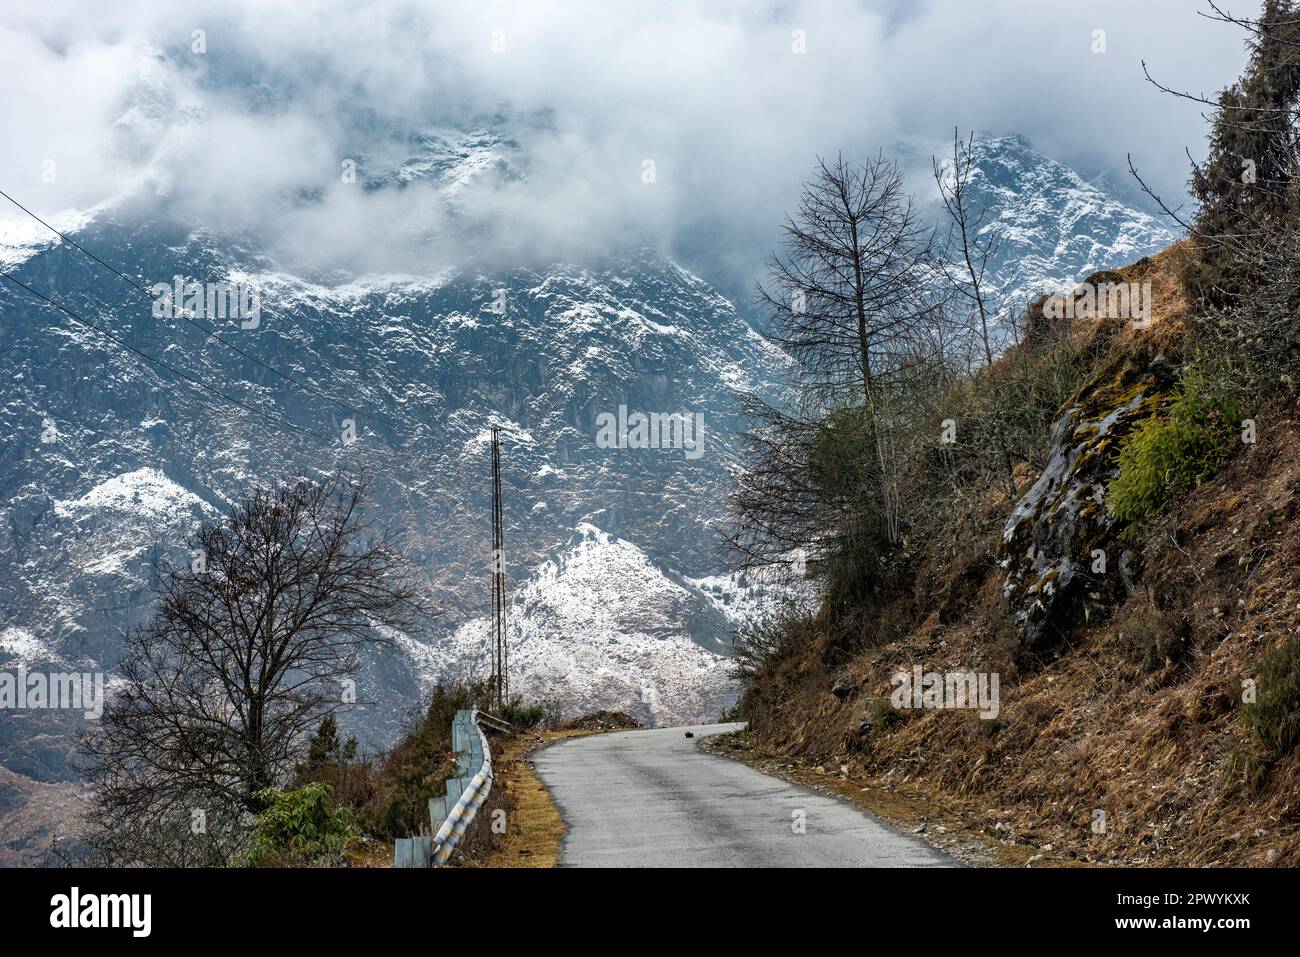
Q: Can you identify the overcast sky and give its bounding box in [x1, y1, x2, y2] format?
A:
[0, 0, 1251, 290]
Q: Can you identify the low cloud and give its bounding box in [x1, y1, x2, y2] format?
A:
[0, 0, 1246, 290]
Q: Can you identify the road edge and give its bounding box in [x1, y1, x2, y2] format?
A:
[699, 729, 1028, 867]
[472, 727, 615, 868]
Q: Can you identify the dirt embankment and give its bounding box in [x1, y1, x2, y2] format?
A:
[733, 247, 1300, 867]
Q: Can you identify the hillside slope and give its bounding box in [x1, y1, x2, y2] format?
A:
[730, 245, 1300, 867]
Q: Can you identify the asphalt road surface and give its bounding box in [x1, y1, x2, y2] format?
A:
[532, 722, 956, 867]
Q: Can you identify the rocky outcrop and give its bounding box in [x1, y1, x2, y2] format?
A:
[1001, 353, 1165, 646]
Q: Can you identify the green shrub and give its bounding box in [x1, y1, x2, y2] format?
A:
[1108, 370, 1239, 524]
[290, 682, 543, 845]
[1242, 635, 1300, 770]
[498, 696, 547, 729]
[296, 715, 358, 781]
[868, 697, 900, 730]
[351, 682, 485, 838]
[244, 783, 355, 867]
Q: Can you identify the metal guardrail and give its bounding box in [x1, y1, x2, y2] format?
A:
[475, 710, 514, 736]
[393, 708, 512, 867]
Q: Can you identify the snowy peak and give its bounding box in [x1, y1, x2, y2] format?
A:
[934, 133, 1180, 310]
[361, 127, 522, 197]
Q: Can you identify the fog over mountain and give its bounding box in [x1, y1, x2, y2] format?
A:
[2, 1, 1241, 294]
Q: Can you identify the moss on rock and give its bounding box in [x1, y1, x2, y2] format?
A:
[1001, 351, 1168, 647]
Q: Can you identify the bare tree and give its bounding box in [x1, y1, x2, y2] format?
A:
[933, 129, 1018, 498]
[754, 153, 937, 548]
[933, 130, 1000, 367]
[727, 386, 838, 575]
[80, 473, 431, 865]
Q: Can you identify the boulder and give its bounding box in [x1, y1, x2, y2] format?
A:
[1001, 355, 1163, 646]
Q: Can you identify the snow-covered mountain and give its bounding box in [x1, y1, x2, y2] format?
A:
[445, 524, 734, 727]
[0, 118, 1180, 861]
[928, 133, 1181, 313]
[0, 126, 789, 860]
[0, 221, 778, 719]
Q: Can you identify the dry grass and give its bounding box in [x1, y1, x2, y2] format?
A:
[1121, 240, 1197, 346]
[347, 838, 398, 868]
[470, 728, 598, 868]
[737, 245, 1300, 867]
[1035, 240, 1195, 352]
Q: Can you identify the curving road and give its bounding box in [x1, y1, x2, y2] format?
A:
[532, 722, 956, 867]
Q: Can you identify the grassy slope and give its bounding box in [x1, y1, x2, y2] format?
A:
[732, 244, 1300, 866]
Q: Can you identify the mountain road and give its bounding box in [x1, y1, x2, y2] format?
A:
[531, 722, 957, 867]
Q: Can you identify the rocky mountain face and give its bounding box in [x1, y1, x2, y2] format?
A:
[0, 125, 1180, 862]
[0, 222, 777, 698]
[930, 133, 1181, 316]
[448, 524, 734, 727]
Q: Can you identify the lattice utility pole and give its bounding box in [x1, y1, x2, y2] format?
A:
[489, 426, 508, 710]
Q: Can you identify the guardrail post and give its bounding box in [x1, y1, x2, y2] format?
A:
[395, 708, 502, 867]
[428, 796, 448, 830]
[393, 836, 433, 868]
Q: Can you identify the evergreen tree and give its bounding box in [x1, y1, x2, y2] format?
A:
[302, 716, 359, 777]
[1190, 0, 1300, 296]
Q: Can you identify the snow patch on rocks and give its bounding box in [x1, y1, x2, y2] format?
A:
[53, 468, 212, 523]
[440, 523, 735, 726]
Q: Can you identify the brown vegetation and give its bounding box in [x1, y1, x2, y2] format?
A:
[727, 241, 1300, 866]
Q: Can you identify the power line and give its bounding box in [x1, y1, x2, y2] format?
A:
[0, 271, 331, 441]
[0, 187, 402, 432]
